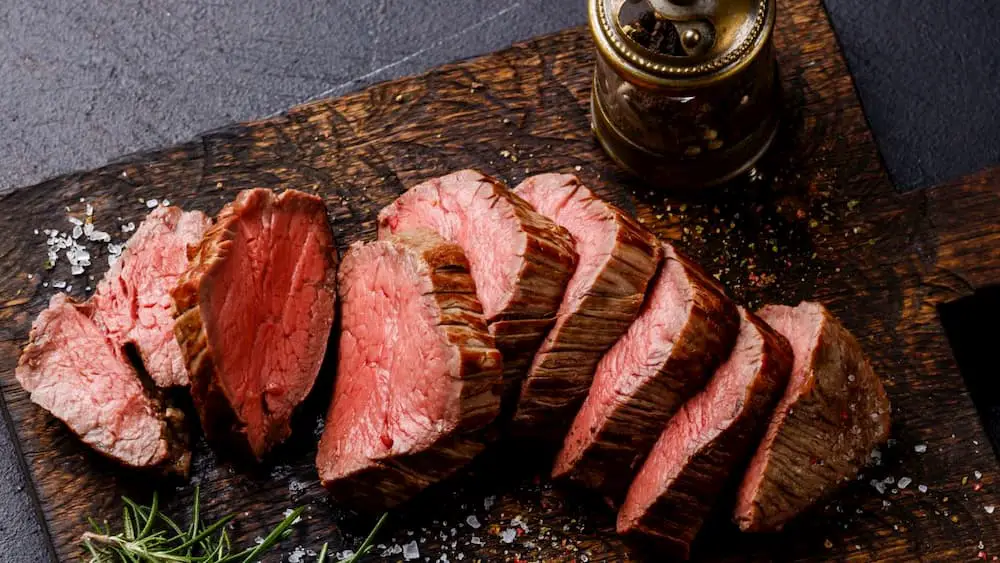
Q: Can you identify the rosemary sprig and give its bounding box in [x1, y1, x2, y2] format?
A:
[81, 486, 301, 563]
[81, 487, 389, 563]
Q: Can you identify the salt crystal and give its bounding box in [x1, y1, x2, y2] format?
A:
[484, 496, 496, 510]
[976, 471, 983, 480]
[162, 199, 170, 206]
[403, 540, 420, 560]
[898, 477, 912, 489]
[381, 545, 403, 556]
[914, 444, 927, 453]
[121, 222, 136, 233]
[68, 217, 83, 227]
[52, 280, 66, 289]
[470, 536, 484, 546]
[87, 226, 111, 242]
[500, 528, 517, 544]
[466, 515, 481, 529]
[987, 505, 996, 514]
[72, 225, 83, 239]
[335, 549, 355, 561]
[71, 265, 84, 276]
[86, 204, 94, 217]
[871, 479, 886, 494]
[65, 285, 72, 292]
[288, 546, 307, 563]
[253, 536, 264, 545]
[146, 199, 158, 208]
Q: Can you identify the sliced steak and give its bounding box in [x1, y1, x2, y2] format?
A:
[552, 243, 739, 504]
[91, 206, 211, 387]
[734, 301, 891, 532]
[510, 173, 660, 438]
[16, 294, 188, 474]
[173, 188, 338, 460]
[618, 307, 793, 558]
[317, 230, 503, 510]
[378, 170, 577, 406]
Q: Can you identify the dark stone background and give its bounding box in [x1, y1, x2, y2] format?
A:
[1, 1, 997, 560]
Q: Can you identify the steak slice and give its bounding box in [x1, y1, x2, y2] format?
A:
[173, 188, 338, 460]
[16, 294, 188, 474]
[510, 173, 661, 439]
[91, 206, 211, 387]
[378, 170, 577, 406]
[734, 301, 891, 532]
[552, 243, 739, 504]
[316, 230, 503, 510]
[618, 307, 793, 558]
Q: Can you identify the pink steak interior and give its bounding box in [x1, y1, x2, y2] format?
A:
[379, 170, 524, 321]
[319, 241, 463, 481]
[203, 191, 335, 457]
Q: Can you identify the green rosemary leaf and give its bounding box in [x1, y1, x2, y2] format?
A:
[140, 492, 159, 538]
[317, 542, 329, 563]
[224, 507, 304, 563]
[343, 513, 388, 563]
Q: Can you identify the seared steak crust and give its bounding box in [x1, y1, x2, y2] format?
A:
[734, 302, 891, 532]
[317, 230, 502, 510]
[173, 188, 338, 460]
[377, 170, 577, 408]
[510, 173, 661, 439]
[553, 243, 739, 504]
[618, 308, 793, 558]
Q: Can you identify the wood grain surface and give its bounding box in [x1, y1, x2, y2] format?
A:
[2, 0, 1000, 560]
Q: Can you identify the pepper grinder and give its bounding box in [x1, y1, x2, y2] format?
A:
[590, 0, 780, 190]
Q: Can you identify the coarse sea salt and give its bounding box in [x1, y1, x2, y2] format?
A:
[146, 199, 159, 208]
[500, 528, 517, 544]
[465, 515, 481, 529]
[986, 505, 996, 515]
[914, 444, 927, 453]
[402, 540, 420, 560]
[897, 477, 912, 489]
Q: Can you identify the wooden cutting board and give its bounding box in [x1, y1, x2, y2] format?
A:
[3, 0, 1000, 560]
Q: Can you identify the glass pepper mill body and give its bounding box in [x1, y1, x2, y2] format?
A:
[590, 0, 780, 190]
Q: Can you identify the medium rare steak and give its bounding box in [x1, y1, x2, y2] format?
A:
[173, 188, 337, 460]
[734, 302, 891, 532]
[618, 308, 793, 558]
[92, 206, 211, 387]
[510, 173, 660, 438]
[16, 294, 188, 473]
[377, 170, 577, 406]
[552, 243, 739, 504]
[316, 230, 503, 509]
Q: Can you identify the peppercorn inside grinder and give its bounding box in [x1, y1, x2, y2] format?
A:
[590, 0, 780, 190]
